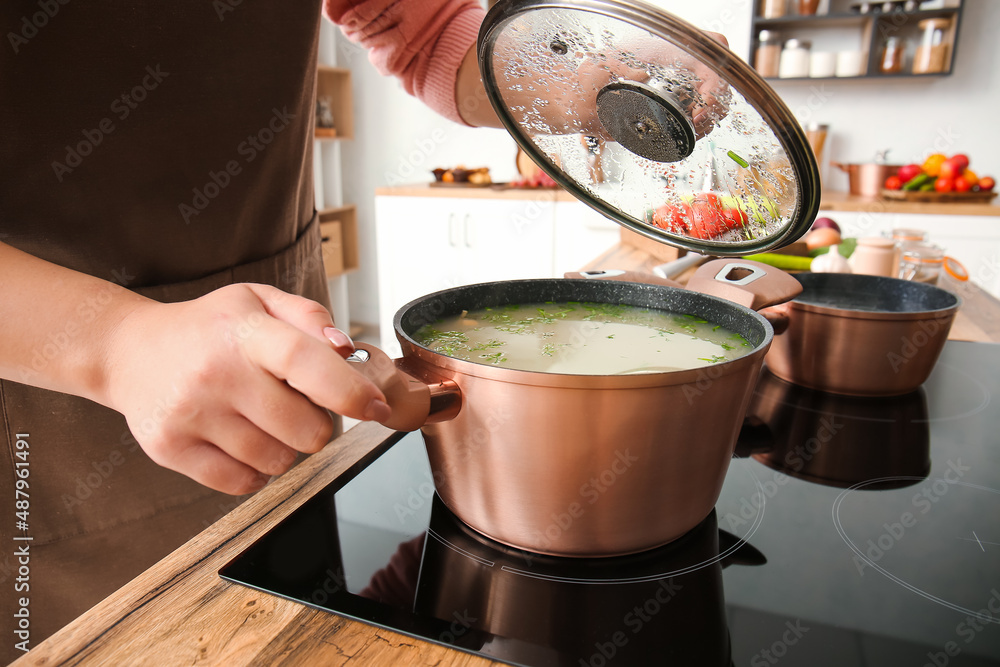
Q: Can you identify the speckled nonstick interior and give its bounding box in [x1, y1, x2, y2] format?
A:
[792, 273, 958, 315]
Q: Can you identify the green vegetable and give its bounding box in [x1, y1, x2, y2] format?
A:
[902, 173, 933, 191]
[810, 237, 857, 258]
[727, 150, 749, 168]
[743, 253, 813, 271]
[919, 182, 936, 191]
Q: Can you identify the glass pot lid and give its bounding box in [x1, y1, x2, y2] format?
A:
[478, 0, 821, 256]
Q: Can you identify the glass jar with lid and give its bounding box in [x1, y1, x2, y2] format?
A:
[879, 36, 906, 74]
[761, 0, 787, 19]
[912, 18, 952, 74]
[779, 39, 811, 78]
[897, 242, 945, 284]
[754, 30, 782, 78]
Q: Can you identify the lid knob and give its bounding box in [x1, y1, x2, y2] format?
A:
[595, 81, 696, 163]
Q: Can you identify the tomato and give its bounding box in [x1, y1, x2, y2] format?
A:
[652, 204, 686, 233]
[938, 161, 959, 180]
[934, 177, 954, 193]
[922, 153, 947, 177]
[949, 154, 970, 172]
[961, 169, 979, 188]
[725, 207, 749, 226]
[953, 176, 972, 193]
[884, 175, 903, 191]
[979, 176, 996, 192]
[897, 164, 923, 183]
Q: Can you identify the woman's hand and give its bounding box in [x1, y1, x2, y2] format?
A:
[101, 283, 390, 495]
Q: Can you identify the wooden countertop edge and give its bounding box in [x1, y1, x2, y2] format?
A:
[18, 421, 501, 667]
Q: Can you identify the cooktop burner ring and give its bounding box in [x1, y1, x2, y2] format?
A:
[833, 476, 1000, 626]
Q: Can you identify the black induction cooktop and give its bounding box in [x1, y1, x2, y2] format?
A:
[220, 341, 1000, 666]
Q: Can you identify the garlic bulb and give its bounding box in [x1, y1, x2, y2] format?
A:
[811, 245, 851, 273]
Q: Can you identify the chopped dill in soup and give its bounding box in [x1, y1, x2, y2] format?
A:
[412, 301, 753, 375]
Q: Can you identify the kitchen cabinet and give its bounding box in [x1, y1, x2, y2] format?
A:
[819, 208, 1000, 296]
[374, 191, 620, 354]
[750, 0, 965, 80]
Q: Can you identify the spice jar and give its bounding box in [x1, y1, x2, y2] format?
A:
[779, 39, 811, 79]
[761, 0, 787, 19]
[889, 227, 928, 274]
[912, 18, 951, 74]
[879, 36, 906, 74]
[850, 237, 896, 277]
[898, 242, 945, 284]
[754, 30, 782, 77]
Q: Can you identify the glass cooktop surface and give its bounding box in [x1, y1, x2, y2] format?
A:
[220, 341, 1000, 666]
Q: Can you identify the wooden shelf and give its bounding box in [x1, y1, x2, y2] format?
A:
[315, 66, 354, 141]
[750, 0, 964, 79]
[319, 205, 359, 276]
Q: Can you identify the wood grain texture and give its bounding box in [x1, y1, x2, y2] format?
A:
[16, 421, 501, 667]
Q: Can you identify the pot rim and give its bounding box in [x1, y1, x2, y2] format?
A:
[393, 278, 772, 389]
[786, 273, 961, 322]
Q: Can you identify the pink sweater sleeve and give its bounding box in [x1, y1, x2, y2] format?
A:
[323, 0, 485, 125]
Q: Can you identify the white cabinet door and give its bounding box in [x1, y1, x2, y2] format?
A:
[553, 200, 622, 276]
[376, 197, 467, 353]
[457, 197, 556, 283]
[375, 196, 556, 354]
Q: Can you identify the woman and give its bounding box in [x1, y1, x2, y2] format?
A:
[0, 0, 493, 656]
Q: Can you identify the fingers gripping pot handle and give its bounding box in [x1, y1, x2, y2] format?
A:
[347, 342, 462, 431]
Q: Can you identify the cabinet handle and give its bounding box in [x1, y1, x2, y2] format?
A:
[448, 213, 460, 248]
[463, 214, 473, 248]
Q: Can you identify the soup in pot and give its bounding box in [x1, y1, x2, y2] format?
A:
[412, 301, 752, 375]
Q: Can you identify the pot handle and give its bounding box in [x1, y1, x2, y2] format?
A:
[830, 161, 851, 174]
[563, 269, 684, 288]
[686, 259, 802, 311]
[346, 342, 461, 432]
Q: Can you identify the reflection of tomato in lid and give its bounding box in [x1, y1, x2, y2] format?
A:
[478, 0, 820, 256]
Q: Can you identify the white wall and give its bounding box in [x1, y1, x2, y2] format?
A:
[335, 1, 999, 328]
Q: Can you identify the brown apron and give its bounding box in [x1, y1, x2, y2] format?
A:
[0, 1, 332, 658]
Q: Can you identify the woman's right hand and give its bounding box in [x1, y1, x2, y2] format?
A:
[101, 283, 390, 495]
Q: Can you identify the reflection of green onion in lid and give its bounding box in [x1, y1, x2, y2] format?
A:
[727, 150, 749, 168]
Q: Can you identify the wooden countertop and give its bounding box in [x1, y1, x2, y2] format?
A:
[376, 184, 1000, 217]
[18, 242, 1000, 666]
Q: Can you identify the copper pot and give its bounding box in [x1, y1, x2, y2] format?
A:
[763, 273, 959, 396]
[831, 161, 901, 197]
[350, 260, 801, 557]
